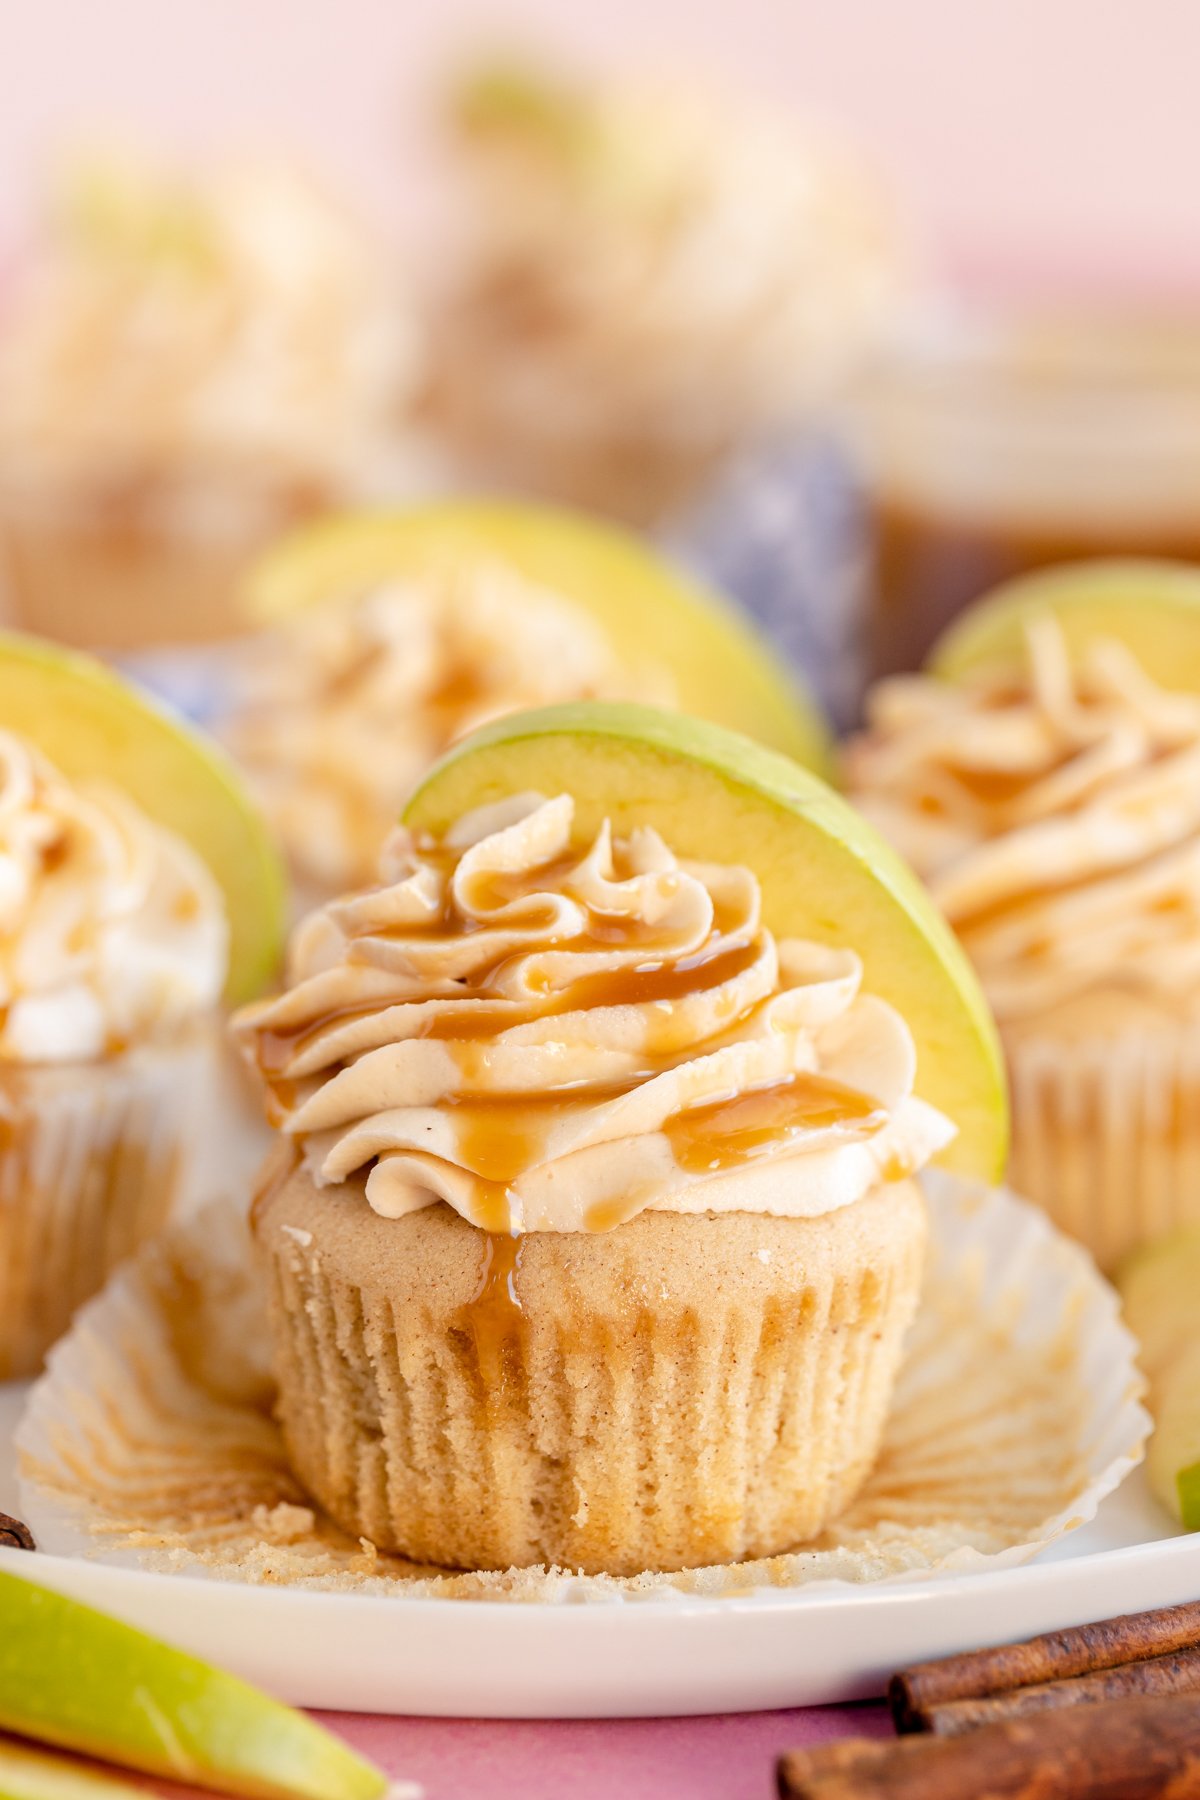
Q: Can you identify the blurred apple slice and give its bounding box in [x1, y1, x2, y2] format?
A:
[0, 1736, 157, 1800]
[242, 500, 832, 776]
[0, 633, 285, 1004]
[929, 558, 1200, 691]
[1118, 1230, 1200, 1529]
[0, 1570, 386, 1800]
[404, 699, 1008, 1180]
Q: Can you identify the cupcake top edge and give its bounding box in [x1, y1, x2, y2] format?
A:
[0, 727, 228, 1063]
[220, 559, 675, 900]
[233, 790, 954, 1235]
[845, 612, 1200, 1026]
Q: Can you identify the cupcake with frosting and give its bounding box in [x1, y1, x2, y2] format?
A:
[425, 64, 902, 524]
[0, 153, 421, 650]
[221, 559, 674, 906]
[0, 730, 228, 1375]
[235, 781, 954, 1575]
[845, 610, 1200, 1268]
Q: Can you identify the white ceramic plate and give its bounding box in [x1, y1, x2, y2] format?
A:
[0, 1383, 1195, 1718]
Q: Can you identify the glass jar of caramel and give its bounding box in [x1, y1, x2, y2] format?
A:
[844, 308, 1200, 683]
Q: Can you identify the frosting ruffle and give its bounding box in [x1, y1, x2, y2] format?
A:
[0, 730, 227, 1062]
[235, 793, 952, 1231]
[222, 562, 672, 896]
[845, 617, 1200, 1021]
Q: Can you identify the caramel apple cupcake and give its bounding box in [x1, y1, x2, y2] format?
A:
[223, 502, 831, 907]
[0, 154, 421, 650]
[234, 702, 1004, 1575]
[844, 560, 1200, 1269]
[424, 64, 902, 525]
[0, 632, 283, 1376]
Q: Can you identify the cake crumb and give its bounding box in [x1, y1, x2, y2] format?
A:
[281, 1225, 314, 1247]
[251, 1501, 317, 1544]
[757, 1248, 772, 1264]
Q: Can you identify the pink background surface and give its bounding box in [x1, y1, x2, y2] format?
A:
[321, 1701, 892, 1799]
[5, 0, 1200, 295]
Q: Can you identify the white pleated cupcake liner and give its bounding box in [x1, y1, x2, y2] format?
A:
[16, 1168, 1148, 1602]
[0, 1034, 214, 1379]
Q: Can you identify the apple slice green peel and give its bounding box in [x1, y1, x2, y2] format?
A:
[0, 1736, 150, 1800]
[0, 633, 285, 1004]
[243, 500, 832, 777]
[0, 1569, 385, 1800]
[1118, 1230, 1200, 1531]
[930, 558, 1200, 690]
[404, 701, 1008, 1181]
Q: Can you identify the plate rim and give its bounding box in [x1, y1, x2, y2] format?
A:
[4, 1522, 1197, 1622]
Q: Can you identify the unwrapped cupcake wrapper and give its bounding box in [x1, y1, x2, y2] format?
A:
[0, 1031, 209, 1378]
[1005, 1011, 1200, 1271]
[16, 1171, 1149, 1599]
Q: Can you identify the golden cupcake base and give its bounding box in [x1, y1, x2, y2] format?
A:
[16, 1176, 1146, 1599]
[255, 1161, 927, 1576]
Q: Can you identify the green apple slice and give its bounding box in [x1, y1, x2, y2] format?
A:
[403, 700, 1008, 1180]
[0, 1736, 159, 1800]
[0, 1569, 385, 1800]
[1150, 1344, 1200, 1531]
[243, 500, 832, 776]
[929, 559, 1200, 691]
[0, 633, 285, 1004]
[1117, 1229, 1200, 1384]
[1117, 1230, 1200, 1529]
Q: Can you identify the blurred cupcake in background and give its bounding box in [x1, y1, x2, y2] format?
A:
[843, 564, 1200, 1270]
[222, 558, 672, 905]
[0, 634, 285, 1378]
[0, 152, 425, 651]
[422, 61, 905, 527]
[219, 500, 830, 909]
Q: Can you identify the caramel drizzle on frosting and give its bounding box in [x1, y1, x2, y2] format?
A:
[238, 792, 947, 1232]
[238, 794, 952, 1367]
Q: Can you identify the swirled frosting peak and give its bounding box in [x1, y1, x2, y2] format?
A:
[222, 562, 672, 897]
[0, 730, 228, 1062]
[845, 617, 1200, 1021]
[235, 794, 953, 1232]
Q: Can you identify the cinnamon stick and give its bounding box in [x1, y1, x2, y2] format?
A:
[912, 1644, 1200, 1736]
[777, 1693, 1200, 1799]
[889, 1600, 1200, 1733]
[0, 1513, 34, 1551]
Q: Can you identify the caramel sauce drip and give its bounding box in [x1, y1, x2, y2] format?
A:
[664, 1073, 885, 1176]
[453, 1097, 544, 1231]
[560, 941, 755, 1009]
[468, 1231, 525, 1399]
[249, 1141, 302, 1229]
[583, 1193, 645, 1232]
[948, 761, 1049, 808]
[0, 1064, 26, 1155]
